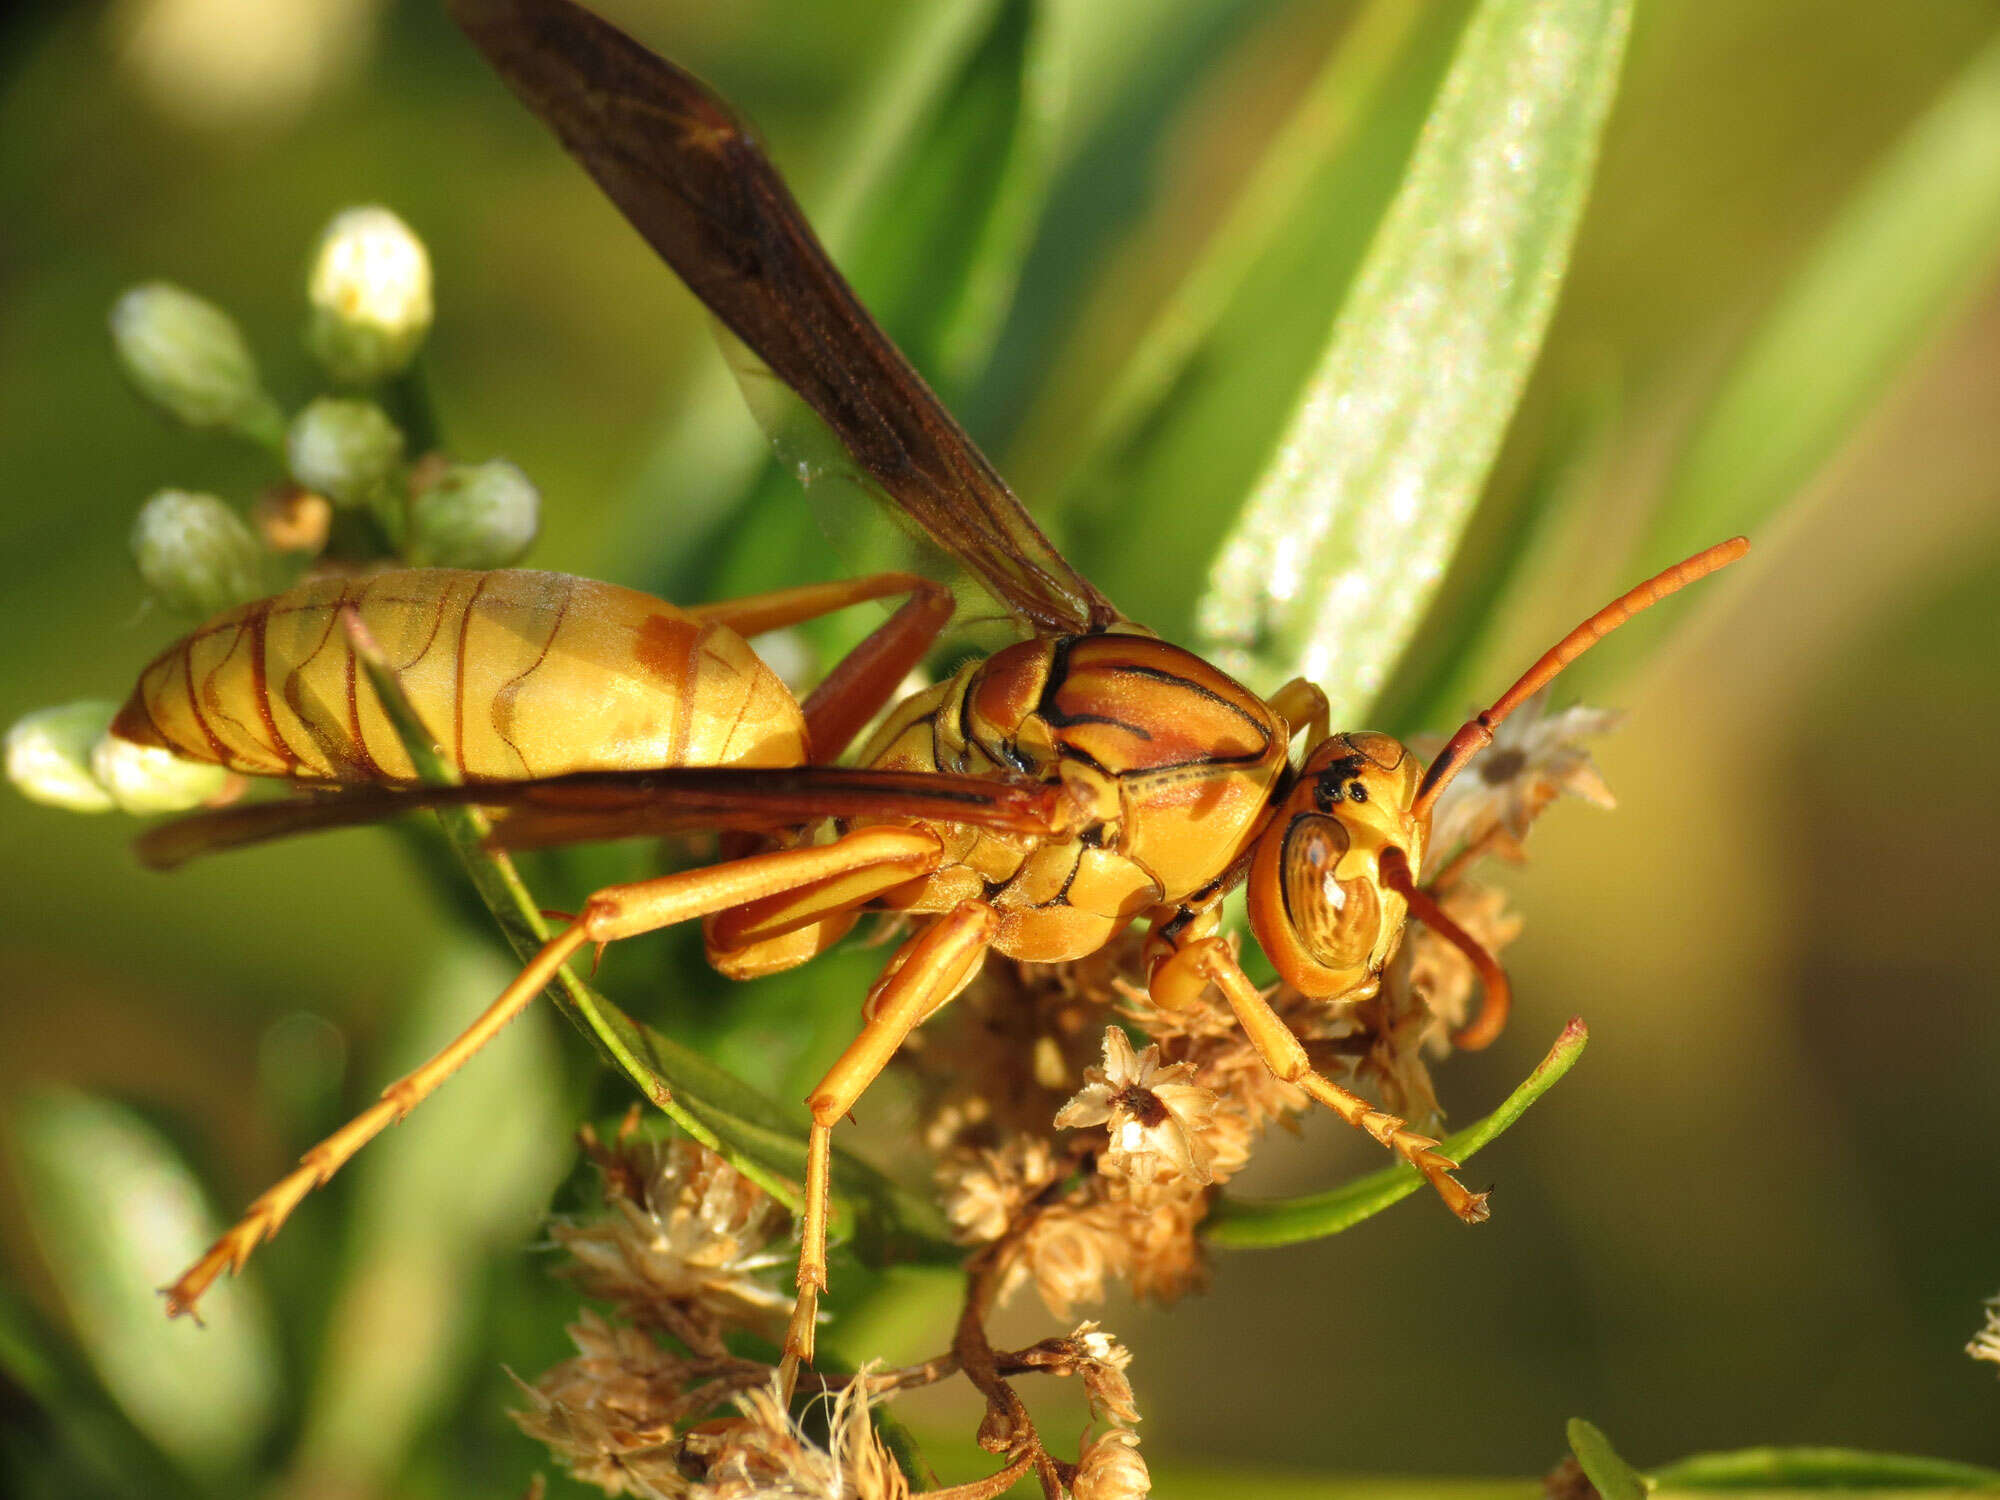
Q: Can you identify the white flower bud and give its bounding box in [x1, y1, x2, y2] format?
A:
[131, 489, 266, 616]
[306, 206, 433, 385]
[7, 703, 118, 813]
[109, 283, 280, 438]
[405, 459, 539, 568]
[90, 733, 229, 814]
[286, 396, 404, 506]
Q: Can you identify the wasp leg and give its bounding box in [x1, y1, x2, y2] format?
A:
[690, 572, 953, 759]
[1150, 929, 1491, 1224]
[780, 899, 998, 1391]
[163, 826, 946, 1320]
[1267, 677, 1330, 748]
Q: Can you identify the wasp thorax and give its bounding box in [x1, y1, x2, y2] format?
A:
[1247, 732, 1427, 998]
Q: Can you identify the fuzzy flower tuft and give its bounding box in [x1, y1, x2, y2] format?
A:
[551, 1130, 790, 1349]
[511, 1310, 708, 1499]
[1970, 1295, 2000, 1374]
[682, 1377, 909, 1500]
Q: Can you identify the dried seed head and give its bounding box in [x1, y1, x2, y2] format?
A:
[511, 1311, 699, 1499]
[1969, 1296, 2000, 1373]
[1069, 1322, 1140, 1426]
[1072, 1426, 1149, 1500]
[1425, 689, 1621, 866]
[686, 1377, 909, 1500]
[939, 1135, 1059, 1245]
[1114, 1189, 1208, 1304]
[1056, 1028, 1219, 1187]
[1007, 1203, 1124, 1319]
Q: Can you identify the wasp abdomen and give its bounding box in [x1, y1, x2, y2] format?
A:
[112, 569, 805, 783]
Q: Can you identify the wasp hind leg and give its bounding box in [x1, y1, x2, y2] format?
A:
[162, 826, 948, 1319]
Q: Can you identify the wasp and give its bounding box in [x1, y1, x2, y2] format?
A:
[119, 0, 1746, 1370]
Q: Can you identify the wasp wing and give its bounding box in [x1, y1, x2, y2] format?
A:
[448, 0, 1119, 635]
[134, 765, 1064, 869]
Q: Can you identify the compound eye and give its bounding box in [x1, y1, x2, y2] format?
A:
[1279, 814, 1382, 970]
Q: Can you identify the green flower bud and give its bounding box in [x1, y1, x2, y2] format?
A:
[131, 489, 266, 616]
[110, 283, 281, 441]
[89, 733, 229, 814]
[305, 207, 433, 385]
[6, 702, 118, 813]
[405, 459, 539, 568]
[286, 397, 404, 507]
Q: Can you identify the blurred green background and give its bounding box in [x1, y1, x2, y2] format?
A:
[3, 0, 1999, 1494]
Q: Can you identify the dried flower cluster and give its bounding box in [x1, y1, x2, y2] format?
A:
[517, 1121, 1150, 1498]
[1970, 1295, 2000, 1374]
[918, 690, 1619, 1330]
[513, 1126, 879, 1498]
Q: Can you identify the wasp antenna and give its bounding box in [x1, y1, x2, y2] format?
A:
[1411, 536, 1749, 822]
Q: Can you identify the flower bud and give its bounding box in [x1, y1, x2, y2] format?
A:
[109, 283, 281, 439]
[90, 733, 229, 814]
[305, 206, 433, 385]
[131, 489, 266, 616]
[286, 397, 404, 507]
[6, 703, 118, 813]
[252, 486, 333, 556]
[405, 459, 539, 568]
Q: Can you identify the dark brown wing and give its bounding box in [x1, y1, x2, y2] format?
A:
[134, 765, 1066, 869]
[448, 0, 1120, 635]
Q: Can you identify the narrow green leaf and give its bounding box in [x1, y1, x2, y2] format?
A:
[1058, 0, 1468, 630]
[1205, 1018, 1586, 1248]
[1650, 1447, 2000, 1492]
[1647, 30, 2000, 573]
[1568, 1419, 1649, 1500]
[1194, 0, 1633, 718]
[10, 1091, 281, 1480]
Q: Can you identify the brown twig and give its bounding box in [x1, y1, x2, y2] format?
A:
[954, 1237, 1063, 1500]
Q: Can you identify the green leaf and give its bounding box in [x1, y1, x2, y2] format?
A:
[1192, 0, 1634, 717]
[1205, 1018, 1586, 1248]
[1568, 1419, 1650, 1500]
[1650, 1447, 2000, 1492]
[1057, 0, 1471, 630]
[1645, 30, 2000, 575]
[10, 1091, 281, 1480]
